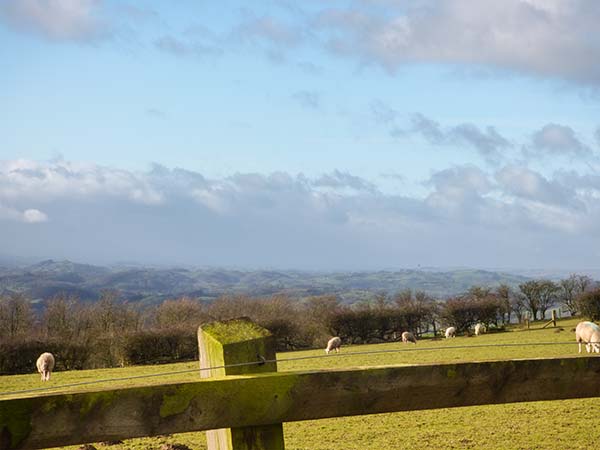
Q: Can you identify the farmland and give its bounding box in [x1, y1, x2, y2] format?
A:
[2, 318, 599, 449]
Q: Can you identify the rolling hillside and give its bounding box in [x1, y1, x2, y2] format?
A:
[0, 259, 530, 305]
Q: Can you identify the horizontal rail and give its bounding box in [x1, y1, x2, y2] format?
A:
[2, 356, 600, 449]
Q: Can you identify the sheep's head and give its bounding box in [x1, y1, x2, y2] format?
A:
[325, 348, 330, 354]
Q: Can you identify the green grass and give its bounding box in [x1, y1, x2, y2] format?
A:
[2, 318, 600, 449]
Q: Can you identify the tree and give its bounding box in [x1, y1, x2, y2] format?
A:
[558, 275, 579, 316]
[394, 289, 437, 336]
[510, 293, 527, 323]
[519, 281, 541, 320]
[441, 296, 479, 334]
[0, 294, 34, 340]
[43, 294, 79, 340]
[496, 284, 512, 324]
[537, 280, 559, 320]
[577, 288, 600, 321]
[154, 297, 210, 330]
[575, 275, 593, 294]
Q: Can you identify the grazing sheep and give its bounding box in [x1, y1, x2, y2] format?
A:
[401, 331, 417, 344]
[474, 323, 486, 336]
[325, 336, 342, 354]
[575, 321, 600, 354]
[36, 352, 55, 381]
[445, 326, 456, 339]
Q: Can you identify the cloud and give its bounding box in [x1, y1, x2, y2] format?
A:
[309, 0, 600, 85]
[0, 0, 109, 42]
[370, 100, 398, 125]
[23, 208, 48, 223]
[409, 113, 511, 164]
[0, 203, 48, 223]
[154, 34, 222, 58]
[312, 170, 377, 193]
[2, 159, 600, 269]
[526, 123, 593, 159]
[291, 90, 321, 109]
[495, 165, 581, 210]
[0, 159, 164, 205]
[145, 108, 167, 119]
[449, 124, 511, 164]
[410, 113, 445, 144]
[235, 15, 303, 48]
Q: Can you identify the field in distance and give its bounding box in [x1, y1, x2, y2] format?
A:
[2, 317, 598, 449]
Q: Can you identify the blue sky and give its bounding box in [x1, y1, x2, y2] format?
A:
[2, 0, 600, 270]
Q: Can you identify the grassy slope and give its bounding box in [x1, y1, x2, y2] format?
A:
[2, 318, 599, 449]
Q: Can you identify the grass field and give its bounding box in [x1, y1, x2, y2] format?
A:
[2, 317, 600, 449]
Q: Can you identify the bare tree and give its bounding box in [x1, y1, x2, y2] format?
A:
[154, 297, 210, 330]
[519, 281, 541, 320]
[43, 294, 79, 340]
[537, 280, 559, 320]
[496, 284, 512, 324]
[575, 274, 594, 294]
[0, 293, 35, 340]
[510, 293, 527, 323]
[559, 275, 579, 316]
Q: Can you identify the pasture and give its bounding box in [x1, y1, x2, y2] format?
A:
[2, 317, 599, 449]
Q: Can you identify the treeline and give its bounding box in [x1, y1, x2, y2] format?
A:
[1, 274, 599, 374]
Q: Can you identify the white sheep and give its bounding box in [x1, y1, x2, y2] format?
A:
[474, 323, 486, 336]
[575, 321, 600, 354]
[325, 336, 342, 354]
[36, 352, 55, 381]
[445, 326, 456, 338]
[401, 331, 417, 344]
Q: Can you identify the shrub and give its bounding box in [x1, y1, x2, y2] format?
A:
[0, 339, 90, 375]
[121, 329, 198, 365]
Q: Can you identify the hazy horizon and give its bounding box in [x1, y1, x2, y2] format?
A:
[3, 254, 600, 280]
[3, 1, 600, 271]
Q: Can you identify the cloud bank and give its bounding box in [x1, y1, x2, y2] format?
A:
[2, 159, 600, 269]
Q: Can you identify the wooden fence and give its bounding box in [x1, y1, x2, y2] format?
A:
[2, 318, 600, 450]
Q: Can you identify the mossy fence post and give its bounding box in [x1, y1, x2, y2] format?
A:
[198, 317, 285, 450]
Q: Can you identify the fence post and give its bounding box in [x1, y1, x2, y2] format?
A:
[198, 317, 285, 450]
[552, 310, 557, 327]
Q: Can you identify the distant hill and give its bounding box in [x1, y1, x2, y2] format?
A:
[0, 259, 534, 306]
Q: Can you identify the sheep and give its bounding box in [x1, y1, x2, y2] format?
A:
[36, 352, 55, 381]
[401, 331, 417, 344]
[445, 326, 456, 339]
[575, 321, 600, 354]
[325, 336, 342, 354]
[474, 323, 486, 336]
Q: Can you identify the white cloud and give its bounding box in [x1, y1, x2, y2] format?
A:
[23, 208, 48, 223]
[526, 123, 592, 159]
[0, 0, 108, 41]
[2, 158, 600, 268]
[298, 0, 600, 85]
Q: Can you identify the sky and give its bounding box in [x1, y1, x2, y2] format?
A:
[2, 0, 600, 270]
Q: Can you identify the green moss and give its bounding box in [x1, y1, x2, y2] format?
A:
[160, 372, 299, 423]
[201, 319, 271, 345]
[446, 368, 457, 378]
[79, 390, 120, 417]
[160, 384, 200, 418]
[0, 398, 33, 448]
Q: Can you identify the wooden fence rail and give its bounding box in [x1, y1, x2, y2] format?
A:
[2, 319, 600, 449]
